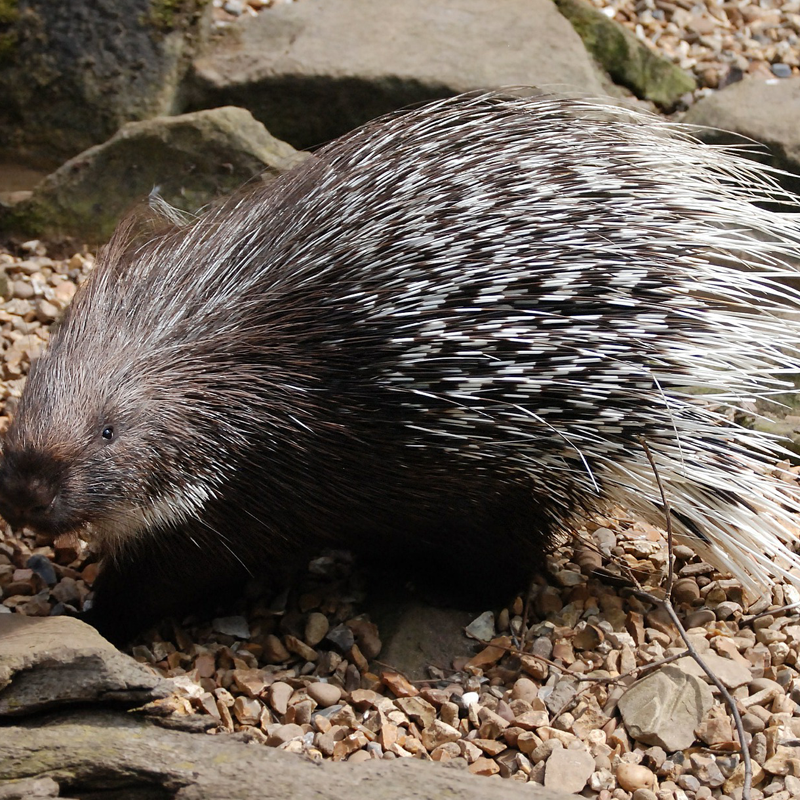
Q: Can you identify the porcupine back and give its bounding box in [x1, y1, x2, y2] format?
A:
[3, 93, 800, 638]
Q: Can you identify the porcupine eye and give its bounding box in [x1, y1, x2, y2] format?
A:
[101, 425, 114, 441]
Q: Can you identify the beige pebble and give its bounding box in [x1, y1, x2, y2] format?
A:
[468, 756, 500, 776]
[673, 577, 700, 604]
[285, 634, 317, 661]
[268, 681, 293, 716]
[305, 611, 330, 646]
[266, 723, 305, 747]
[511, 677, 539, 704]
[307, 681, 342, 708]
[51, 279, 77, 307]
[262, 634, 291, 663]
[12, 280, 34, 300]
[616, 763, 656, 792]
[420, 719, 461, 751]
[430, 742, 461, 762]
[194, 652, 216, 679]
[232, 696, 262, 726]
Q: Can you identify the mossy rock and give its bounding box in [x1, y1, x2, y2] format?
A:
[555, 0, 695, 107]
[0, 106, 308, 243]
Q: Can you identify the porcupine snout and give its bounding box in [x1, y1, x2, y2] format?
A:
[0, 448, 67, 536]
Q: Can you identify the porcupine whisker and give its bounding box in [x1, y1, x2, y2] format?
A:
[195, 516, 253, 576]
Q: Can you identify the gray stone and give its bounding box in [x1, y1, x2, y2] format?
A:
[212, 615, 251, 639]
[0, 615, 170, 716]
[617, 665, 714, 751]
[683, 78, 800, 195]
[1, 106, 307, 242]
[188, 0, 606, 150]
[25, 555, 56, 586]
[465, 611, 495, 642]
[544, 678, 579, 715]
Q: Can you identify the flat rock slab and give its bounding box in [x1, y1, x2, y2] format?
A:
[544, 746, 595, 793]
[682, 77, 800, 193]
[674, 652, 752, 690]
[189, 0, 607, 149]
[0, 709, 576, 800]
[0, 615, 170, 716]
[617, 664, 714, 752]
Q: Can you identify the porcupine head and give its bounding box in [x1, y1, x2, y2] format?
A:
[0, 220, 289, 635]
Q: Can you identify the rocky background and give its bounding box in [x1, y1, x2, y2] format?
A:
[1, 1, 800, 799]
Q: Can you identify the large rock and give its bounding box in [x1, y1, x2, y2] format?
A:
[0, 709, 576, 800]
[0, 615, 170, 716]
[617, 664, 714, 751]
[682, 77, 800, 194]
[0, 0, 211, 165]
[0, 106, 307, 242]
[188, 0, 607, 150]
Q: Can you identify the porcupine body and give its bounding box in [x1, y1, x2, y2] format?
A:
[2, 93, 800, 642]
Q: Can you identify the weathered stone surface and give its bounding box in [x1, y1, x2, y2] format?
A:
[617, 665, 714, 751]
[0, 777, 60, 799]
[0, 615, 169, 716]
[673, 652, 752, 690]
[0, 0, 211, 163]
[0, 709, 575, 800]
[554, 0, 695, 107]
[683, 78, 800, 195]
[1, 106, 307, 242]
[544, 746, 595, 794]
[188, 0, 606, 150]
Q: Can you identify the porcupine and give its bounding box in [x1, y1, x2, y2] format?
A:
[2, 92, 800, 643]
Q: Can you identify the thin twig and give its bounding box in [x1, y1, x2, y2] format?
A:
[639, 438, 675, 597]
[745, 599, 800, 623]
[638, 437, 752, 799]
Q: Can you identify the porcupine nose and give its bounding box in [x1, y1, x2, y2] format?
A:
[0, 459, 58, 530]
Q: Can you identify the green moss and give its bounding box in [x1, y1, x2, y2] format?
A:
[0, 0, 18, 62]
[148, 0, 209, 30]
[555, 0, 695, 107]
[0, 0, 18, 26]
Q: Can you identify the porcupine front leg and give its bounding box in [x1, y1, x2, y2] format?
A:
[81, 522, 257, 645]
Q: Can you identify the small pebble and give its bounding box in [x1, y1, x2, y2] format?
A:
[26, 554, 57, 585]
[212, 616, 250, 639]
[616, 763, 656, 792]
[307, 682, 342, 708]
[305, 612, 329, 647]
